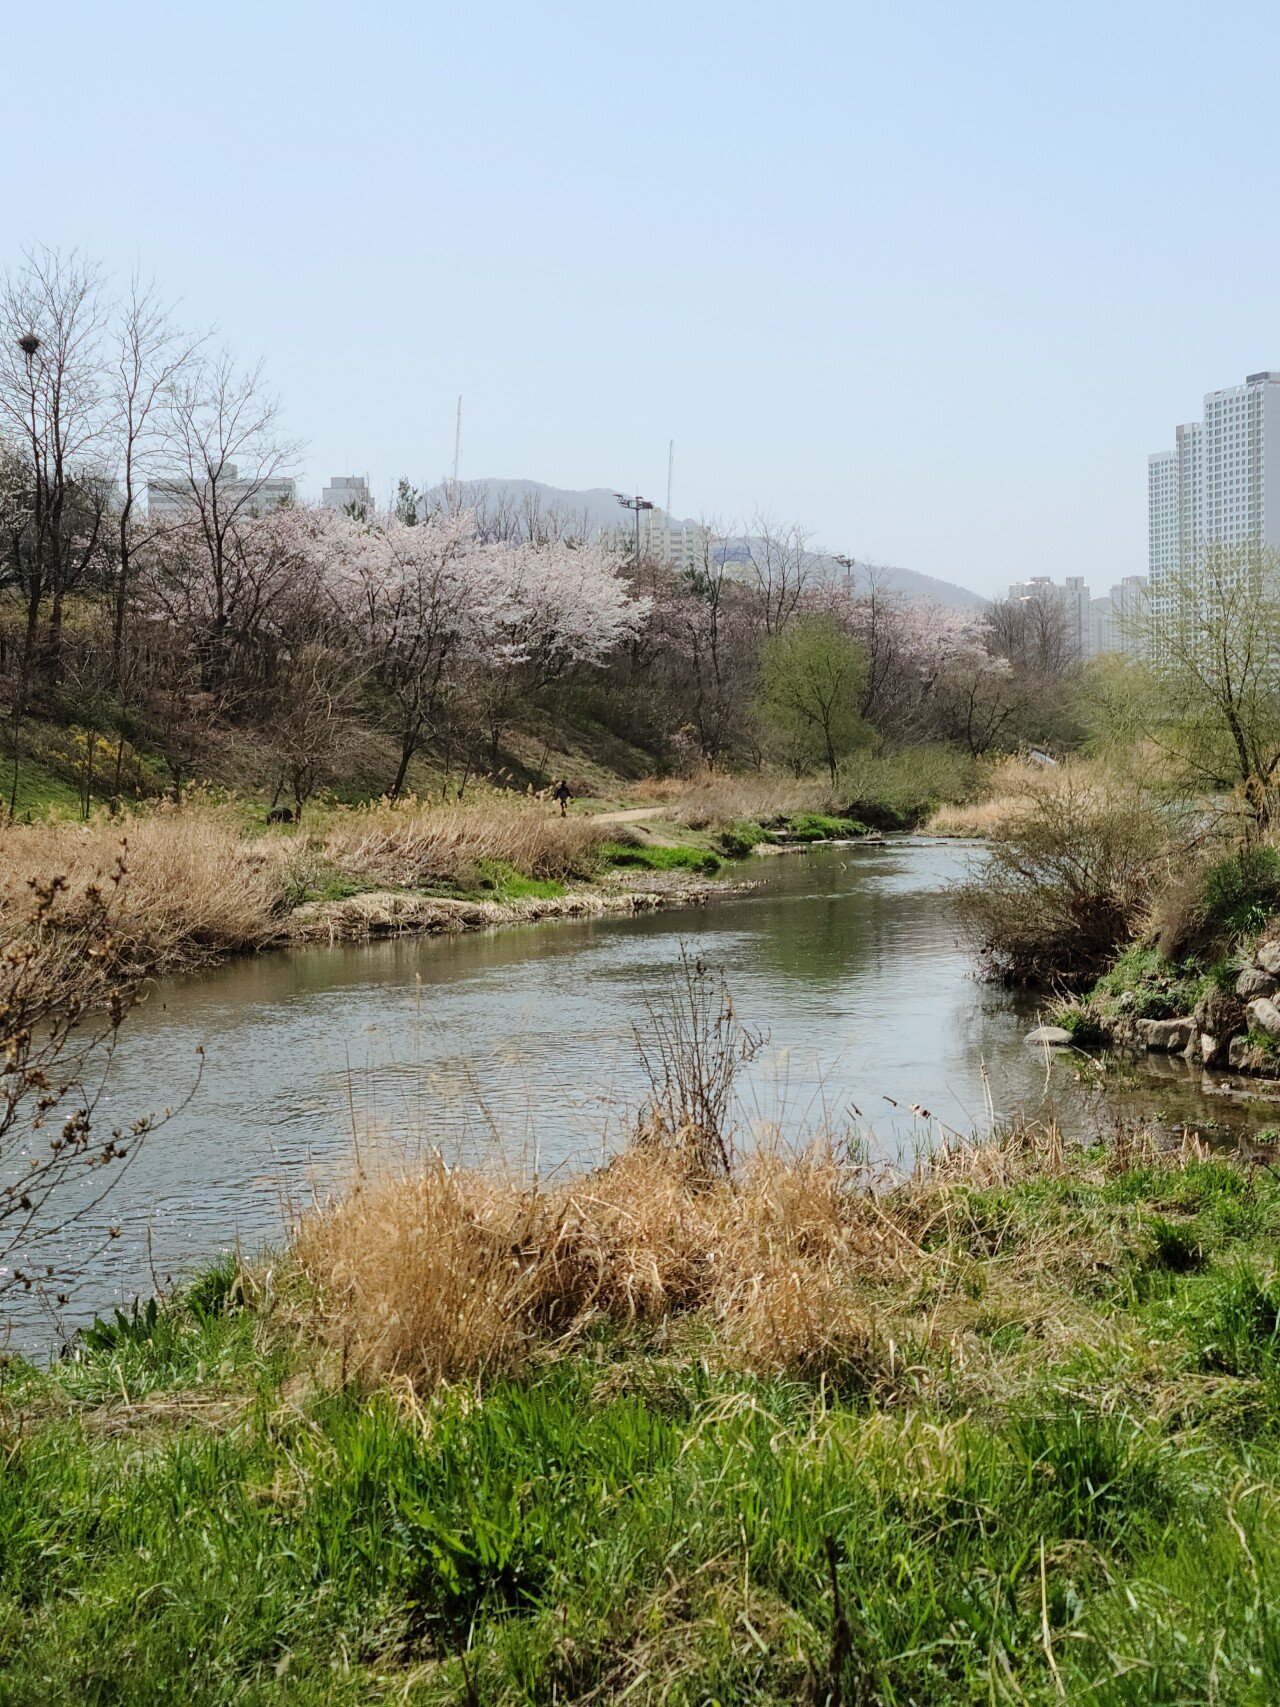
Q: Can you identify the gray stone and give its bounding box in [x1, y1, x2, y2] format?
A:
[1201, 1033, 1219, 1064]
[1249, 996, 1280, 1041]
[1135, 1017, 1195, 1052]
[1257, 941, 1280, 977]
[1026, 1025, 1072, 1047]
[1230, 1034, 1265, 1071]
[1237, 966, 1278, 1000]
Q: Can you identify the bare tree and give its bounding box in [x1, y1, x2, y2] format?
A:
[159, 349, 300, 682]
[667, 524, 755, 767]
[0, 248, 110, 695]
[941, 654, 1020, 755]
[106, 277, 202, 696]
[1132, 542, 1280, 833]
[269, 637, 361, 820]
[988, 589, 1076, 679]
[747, 512, 811, 635]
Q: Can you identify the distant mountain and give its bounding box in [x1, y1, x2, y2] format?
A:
[451, 478, 986, 611]
[810, 556, 987, 612]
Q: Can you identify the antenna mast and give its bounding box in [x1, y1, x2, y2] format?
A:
[452, 394, 463, 510]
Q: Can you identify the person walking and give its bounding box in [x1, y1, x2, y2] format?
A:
[551, 778, 572, 817]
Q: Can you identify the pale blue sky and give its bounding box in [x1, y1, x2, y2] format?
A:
[6, 0, 1279, 595]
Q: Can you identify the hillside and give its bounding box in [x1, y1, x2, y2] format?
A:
[452, 478, 987, 610]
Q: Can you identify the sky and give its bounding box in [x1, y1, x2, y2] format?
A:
[5, 0, 1280, 598]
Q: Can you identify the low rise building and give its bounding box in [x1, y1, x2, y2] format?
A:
[321, 474, 371, 514]
[147, 463, 296, 520]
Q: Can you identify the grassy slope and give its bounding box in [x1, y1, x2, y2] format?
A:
[4, 1149, 1280, 1703]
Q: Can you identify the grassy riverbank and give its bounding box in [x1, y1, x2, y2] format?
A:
[5, 1122, 1280, 1703]
[0, 761, 969, 997]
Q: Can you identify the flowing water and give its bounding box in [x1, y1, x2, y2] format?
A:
[9, 839, 1279, 1347]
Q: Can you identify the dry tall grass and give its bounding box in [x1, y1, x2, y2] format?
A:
[632, 770, 831, 831]
[923, 755, 1046, 837]
[0, 807, 288, 985]
[293, 1114, 1204, 1394]
[321, 797, 606, 888]
[293, 1136, 900, 1388]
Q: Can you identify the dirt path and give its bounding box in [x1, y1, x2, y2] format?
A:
[589, 806, 669, 826]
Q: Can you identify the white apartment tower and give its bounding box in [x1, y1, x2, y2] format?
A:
[1148, 372, 1280, 610]
[1092, 576, 1150, 658]
[1176, 422, 1203, 563]
[1148, 450, 1178, 584]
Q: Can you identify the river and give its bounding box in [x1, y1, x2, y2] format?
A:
[8, 838, 1277, 1347]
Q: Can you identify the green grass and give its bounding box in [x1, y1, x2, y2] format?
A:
[0, 753, 84, 818]
[1090, 942, 1212, 1020]
[1202, 845, 1280, 939]
[775, 811, 870, 842]
[473, 859, 567, 901]
[6, 1149, 1280, 1700]
[600, 841, 723, 875]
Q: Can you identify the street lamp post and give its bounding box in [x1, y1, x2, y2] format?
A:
[613, 491, 655, 569]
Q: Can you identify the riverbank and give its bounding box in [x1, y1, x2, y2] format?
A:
[0, 789, 903, 996]
[284, 869, 732, 943]
[6, 1119, 1280, 1702]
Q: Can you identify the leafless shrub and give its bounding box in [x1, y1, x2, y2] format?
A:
[954, 760, 1189, 985]
[0, 858, 194, 1306]
[632, 951, 764, 1174]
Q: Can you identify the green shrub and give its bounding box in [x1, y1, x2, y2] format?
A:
[778, 811, 868, 842]
[716, 821, 769, 859]
[1202, 846, 1280, 938]
[838, 743, 980, 822]
[1054, 1003, 1107, 1046]
[1092, 944, 1208, 1019]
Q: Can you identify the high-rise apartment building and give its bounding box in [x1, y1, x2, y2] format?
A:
[1148, 372, 1280, 613]
[1091, 576, 1149, 658]
[1148, 450, 1178, 584]
[1007, 573, 1147, 659]
[1176, 422, 1203, 564]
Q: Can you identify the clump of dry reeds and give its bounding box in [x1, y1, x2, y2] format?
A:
[293, 1136, 900, 1389]
[0, 807, 288, 987]
[320, 797, 606, 889]
[293, 1074, 1212, 1396]
[923, 755, 1046, 838]
[293, 949, 906, 1387]
[633, 770, 831, 832]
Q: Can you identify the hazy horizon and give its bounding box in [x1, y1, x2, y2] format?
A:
[7, 0, 1280, 598]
